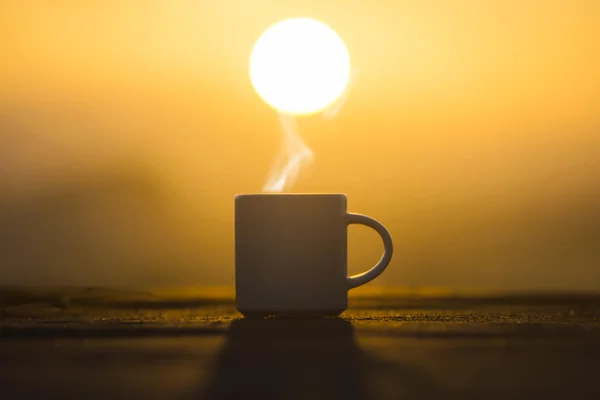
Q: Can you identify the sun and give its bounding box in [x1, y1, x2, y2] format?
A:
[249, 18, 351, 116]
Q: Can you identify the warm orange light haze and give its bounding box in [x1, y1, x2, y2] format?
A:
[0, 1, 598, 290]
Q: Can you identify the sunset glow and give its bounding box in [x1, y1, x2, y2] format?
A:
[249, 18, 351, 115]
[1, 1, 599, 290]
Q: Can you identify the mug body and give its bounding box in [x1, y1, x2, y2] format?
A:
[235, 194, 348, 317]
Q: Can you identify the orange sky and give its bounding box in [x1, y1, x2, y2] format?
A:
[1, 1, 599, 289]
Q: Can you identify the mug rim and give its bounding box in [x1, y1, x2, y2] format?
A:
[236, 193, 347, 199]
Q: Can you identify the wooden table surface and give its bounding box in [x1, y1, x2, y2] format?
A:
[1, 287, 600, 399]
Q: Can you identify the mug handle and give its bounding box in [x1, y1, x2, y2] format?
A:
[346, 213, 394, 289]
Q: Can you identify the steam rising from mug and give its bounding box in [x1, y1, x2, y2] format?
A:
[249, 18, 354, 192]
[263, 113, 313, 192]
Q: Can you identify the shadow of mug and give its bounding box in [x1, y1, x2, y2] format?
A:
[201, 318, 367, 400]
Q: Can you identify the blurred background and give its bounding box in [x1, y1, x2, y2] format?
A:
[1, 0, 598, 290]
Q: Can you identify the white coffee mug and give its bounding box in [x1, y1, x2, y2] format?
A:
[235, 194, 393, 317]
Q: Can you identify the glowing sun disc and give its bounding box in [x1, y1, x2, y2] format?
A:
[250, 18, 351, 115]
